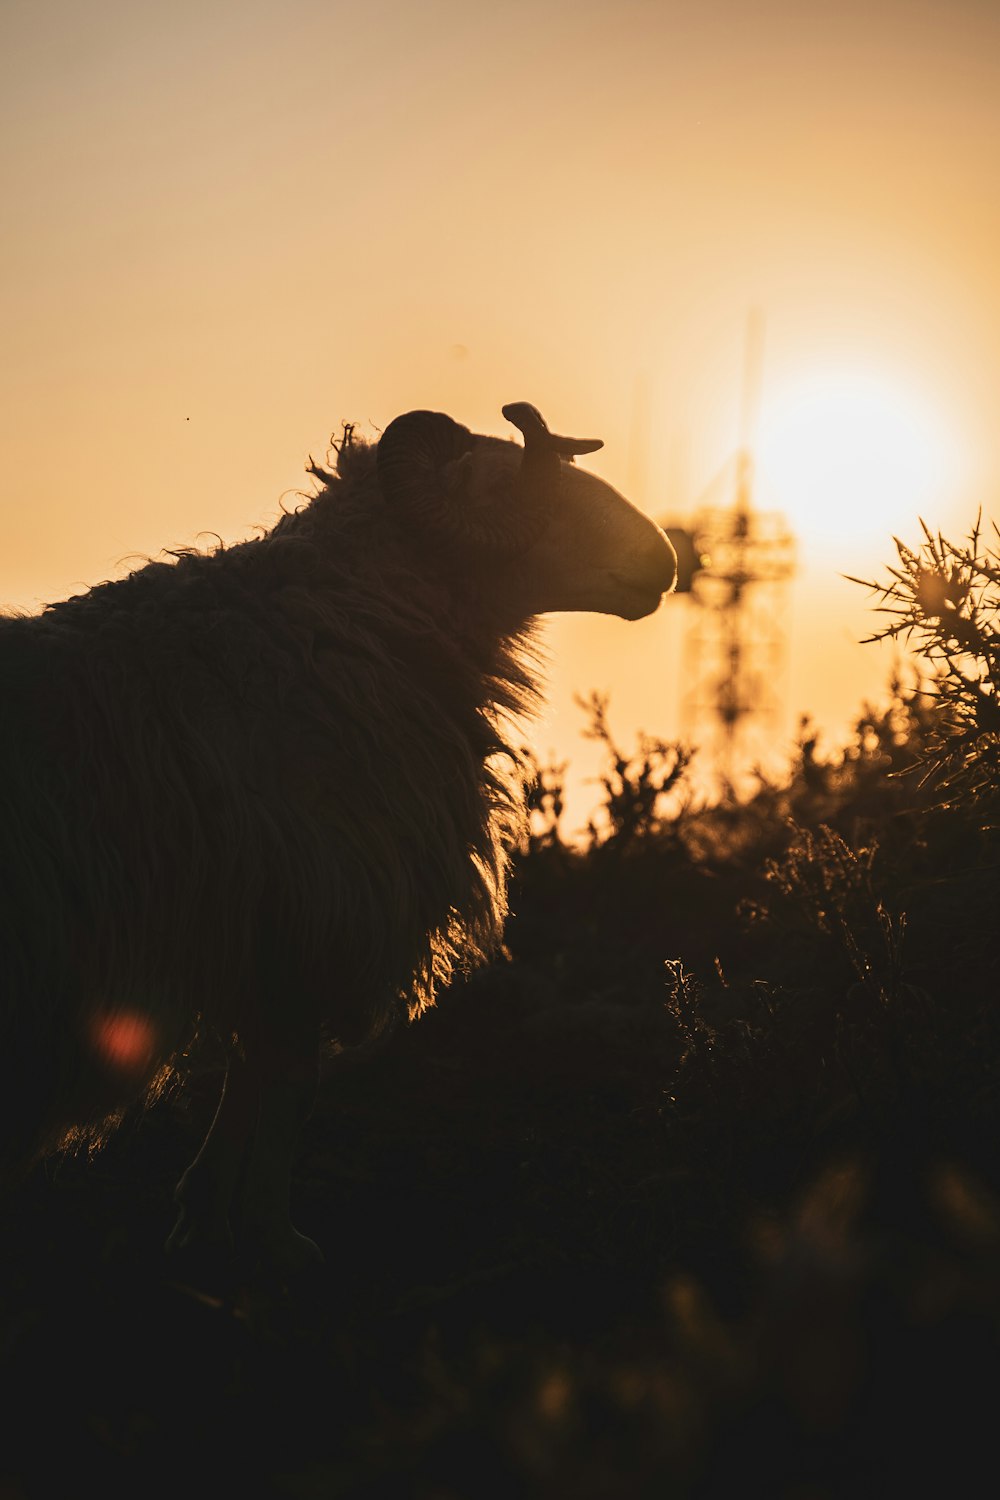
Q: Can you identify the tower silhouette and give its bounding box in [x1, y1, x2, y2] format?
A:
[661, 313, 796, 788]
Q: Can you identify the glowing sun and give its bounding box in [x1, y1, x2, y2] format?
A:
[755, 369, 958, 555]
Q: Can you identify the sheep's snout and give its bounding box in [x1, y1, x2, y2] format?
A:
[612, 525, 678, 619]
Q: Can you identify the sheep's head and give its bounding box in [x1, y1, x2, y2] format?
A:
[377, 404, 677, 620]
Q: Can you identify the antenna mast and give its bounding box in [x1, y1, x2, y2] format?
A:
[680, 312, 796, 788]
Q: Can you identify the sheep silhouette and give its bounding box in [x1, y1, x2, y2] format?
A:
[0, 403, 676, 1273]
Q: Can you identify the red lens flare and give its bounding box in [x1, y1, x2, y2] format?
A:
[90, 1011, 158, 1073]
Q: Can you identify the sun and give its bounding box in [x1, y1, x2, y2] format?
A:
[755, 369, 959, 558]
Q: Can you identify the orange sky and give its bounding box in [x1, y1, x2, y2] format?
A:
[3, 0, 999, 829]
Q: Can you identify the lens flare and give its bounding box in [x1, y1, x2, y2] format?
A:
[90, 1011, 158, 1073]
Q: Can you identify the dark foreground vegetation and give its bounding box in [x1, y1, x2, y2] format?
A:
[2, 521, 1000, 1497]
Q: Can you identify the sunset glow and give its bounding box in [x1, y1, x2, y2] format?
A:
[2, 7, 1000, 1470]
[757, 370, 960, 555]
[2, 0, 998, 798]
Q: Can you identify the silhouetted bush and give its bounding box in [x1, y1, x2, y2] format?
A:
[3, 519, 1000, 1497]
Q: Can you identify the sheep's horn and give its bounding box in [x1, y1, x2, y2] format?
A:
[378, 410, 475, 529]
[502, 403, 604, 460]
[378, 409, 536, 555]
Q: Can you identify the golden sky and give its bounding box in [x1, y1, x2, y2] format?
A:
[3, 0, 999, 825]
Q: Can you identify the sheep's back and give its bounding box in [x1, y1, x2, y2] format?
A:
[1, 552, 510, 1049]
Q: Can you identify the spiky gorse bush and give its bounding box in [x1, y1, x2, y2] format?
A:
[850, 516, 1000, 804]
[576, 690, 693, 850]
[522, 693, 693, 855]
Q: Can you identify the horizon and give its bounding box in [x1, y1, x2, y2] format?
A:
[3, 0, 997, 823]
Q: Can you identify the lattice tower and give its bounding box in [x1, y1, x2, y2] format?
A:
[680, 446, 796, 786]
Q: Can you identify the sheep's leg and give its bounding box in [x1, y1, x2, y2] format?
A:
[165, 1048, 258, 1266]
[236, 1026, 323, 1275]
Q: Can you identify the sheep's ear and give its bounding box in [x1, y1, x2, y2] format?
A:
[502, 402, 603, 459]
[502, 402, 604, 509]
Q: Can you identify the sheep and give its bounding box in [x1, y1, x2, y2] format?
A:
[0, 402, 676, 1273]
